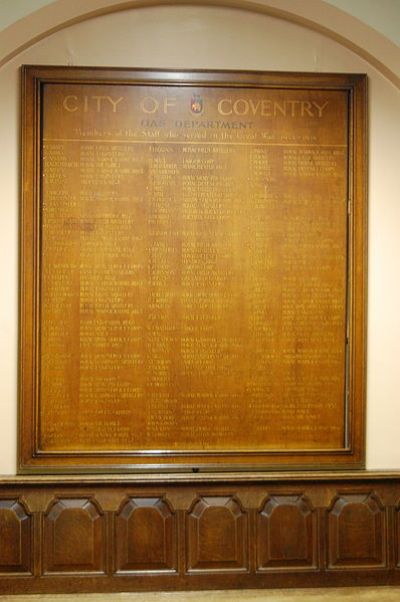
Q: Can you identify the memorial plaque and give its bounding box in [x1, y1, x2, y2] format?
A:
[19, 67, 367, 472]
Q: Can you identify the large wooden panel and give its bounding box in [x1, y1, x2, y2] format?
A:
[20, 66, 367, 472]
[0, 499, 32, 574]
[43, 497, 106, 574]
[256, 494, 317, 570]
[115, 497, 177, 573]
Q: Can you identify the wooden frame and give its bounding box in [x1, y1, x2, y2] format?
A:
[19, 66, 367, 473]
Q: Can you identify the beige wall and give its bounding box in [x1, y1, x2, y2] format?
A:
[0, 4, 399, 473]
[2, 0, 400, 47]
[0, 0, 55, 31]
[326, 0, 400, 47]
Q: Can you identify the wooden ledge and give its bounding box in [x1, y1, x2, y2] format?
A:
[1, 469, 400, 485]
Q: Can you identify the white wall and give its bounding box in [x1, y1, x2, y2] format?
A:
[0, 4, 399, 473]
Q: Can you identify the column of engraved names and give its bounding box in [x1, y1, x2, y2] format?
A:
[279, 145, 348, 447]
[78, 141, 147, 449]
[145, 145, 181, 446]
[179, 144, 243, 449]
[40, 141, 80, 448]
[244, 146, 282, 446]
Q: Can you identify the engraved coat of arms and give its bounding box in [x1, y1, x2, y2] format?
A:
[190, 94, 203, 114]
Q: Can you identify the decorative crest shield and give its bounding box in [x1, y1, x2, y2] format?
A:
[190, 93, 203, 114]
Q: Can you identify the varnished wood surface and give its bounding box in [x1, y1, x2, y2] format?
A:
[0, 474, 400, 593]
[20, 66, 367, 472]
[2, 470, 400, 484]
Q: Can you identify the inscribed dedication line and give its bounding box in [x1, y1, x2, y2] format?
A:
[20, 68, 367, 471]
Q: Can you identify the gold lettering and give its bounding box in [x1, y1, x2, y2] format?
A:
[260, 100, 272, 116]
[249, 99, 260, 114]
[301, 101, 314, 117]
[63, 95, 78, 112]
[92, 96, 108, 112]
[140, 96, 177, 114]
[287, 100, 301, 117]
[141, 96, 159, 113]
[217, 99, 232, 115]
[163, 97, 176, 113]
[108, 96, 124, 112]
[273, 102, 286, 116]
[312, 101, 329, 117]
[216, 98, 329, 118]
[233, 99, 249, 115]
[63, 95, 125, 113]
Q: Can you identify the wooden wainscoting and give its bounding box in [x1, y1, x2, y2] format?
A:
[0, 472, 400, 594]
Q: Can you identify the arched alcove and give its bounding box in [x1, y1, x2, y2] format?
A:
[0, 1, 399, 473]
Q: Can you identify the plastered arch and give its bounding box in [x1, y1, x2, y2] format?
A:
[0, 0, 399, 88]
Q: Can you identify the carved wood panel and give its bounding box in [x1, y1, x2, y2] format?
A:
[256, 494, 317, 570]
[186, 496, 248, 572]
[0, 477, 399, 594]
[327, 493, 387, 569]
[43, 497, 106, 574]
[115, 496, 177, 573]
[0, 499, 32, 574]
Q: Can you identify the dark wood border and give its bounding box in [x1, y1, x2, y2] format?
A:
[19, 66, 367, 473]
